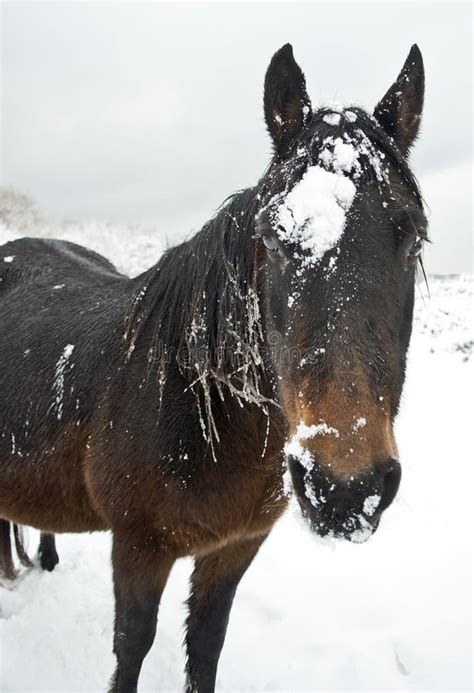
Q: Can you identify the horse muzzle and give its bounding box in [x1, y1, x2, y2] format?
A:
[287, 457, 402, 542]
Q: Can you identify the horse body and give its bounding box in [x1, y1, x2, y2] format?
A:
[0, 43, 427, 692]
[0, 236, 286, 547]
[0, 237, 127, 532]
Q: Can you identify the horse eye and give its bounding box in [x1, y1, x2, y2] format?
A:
[408, 237, 423, 258]
[262, 235, 281, 254]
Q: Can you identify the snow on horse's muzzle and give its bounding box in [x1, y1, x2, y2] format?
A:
[288, 456, 401, 543]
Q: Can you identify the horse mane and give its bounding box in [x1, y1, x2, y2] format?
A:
[124, 186, 272, 456]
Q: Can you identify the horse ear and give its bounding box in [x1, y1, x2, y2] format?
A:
[374, 45, 425, 157]
[264, 43, 312, 158]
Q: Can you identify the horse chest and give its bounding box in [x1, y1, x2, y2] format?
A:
[85, 435, 288, 555]
[183, 457, 288, 547]
[160, 463, 288, 556]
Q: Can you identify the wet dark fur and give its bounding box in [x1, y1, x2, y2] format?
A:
[0, 44, 426, 692]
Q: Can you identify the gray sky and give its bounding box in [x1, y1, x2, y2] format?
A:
[1, 1, 472, 273]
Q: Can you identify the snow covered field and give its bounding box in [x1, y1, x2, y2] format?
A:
[0, 222, 472, 692]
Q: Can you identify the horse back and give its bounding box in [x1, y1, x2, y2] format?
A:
[0, 238, 130, 531]
[1, 236, 124, 287]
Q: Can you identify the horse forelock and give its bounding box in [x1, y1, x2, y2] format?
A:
[261, 106, 423, 211]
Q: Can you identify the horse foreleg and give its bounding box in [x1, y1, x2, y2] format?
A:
[184, 533, 268, 693]
[38, 532, 59, 572]
[109, 530, 175, 693]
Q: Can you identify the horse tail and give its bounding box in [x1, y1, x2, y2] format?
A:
[0, 520, 32, 579]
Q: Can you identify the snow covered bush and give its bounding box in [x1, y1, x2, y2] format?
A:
[0, 187, 43, 232]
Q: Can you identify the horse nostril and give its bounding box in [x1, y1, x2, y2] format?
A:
[378, 459, 402, 512]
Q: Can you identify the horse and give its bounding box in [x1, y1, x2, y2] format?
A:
[0, 43, 427, 692]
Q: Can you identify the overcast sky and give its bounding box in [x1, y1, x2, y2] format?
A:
[1, 1, 472, 273]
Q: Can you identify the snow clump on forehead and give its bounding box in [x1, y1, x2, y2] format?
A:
[268, 112, 390, 268]
[275, 167, 356, 267]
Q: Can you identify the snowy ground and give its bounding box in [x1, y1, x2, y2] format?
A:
[0, 222, 472, 692]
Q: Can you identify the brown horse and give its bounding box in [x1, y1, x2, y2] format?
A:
[0, 44, 427, 692]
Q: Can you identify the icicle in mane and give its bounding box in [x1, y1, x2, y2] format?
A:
[124, 187, 273, 458]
